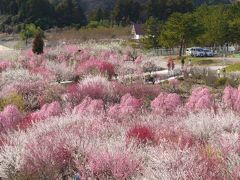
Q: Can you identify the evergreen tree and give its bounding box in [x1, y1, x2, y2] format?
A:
[143, 17, 162, 49]
[32, 32, 44, 54]
[20, 23, 43, 44]
[112, 0, 141, 25]
[55, 0, 87, 27]
[112, 0, 126, 25]
[90, 8, 104, 21]
[160, 12, 202, 56]
[195, 5, 229, 46]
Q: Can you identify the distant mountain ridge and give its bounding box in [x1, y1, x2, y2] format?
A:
[50, 0, 232, 14]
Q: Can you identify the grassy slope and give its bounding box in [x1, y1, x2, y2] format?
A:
[45, 26, 131, 43]
[226, 63, 240, 72]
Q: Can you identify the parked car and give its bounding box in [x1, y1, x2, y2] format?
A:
[203, 49, 214, 57]
[228, 46, 236, 53]
[186, 47, 205, 57]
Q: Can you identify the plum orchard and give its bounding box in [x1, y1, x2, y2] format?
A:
[0, 43, 239, 179]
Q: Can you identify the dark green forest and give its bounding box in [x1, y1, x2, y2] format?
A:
[0, 0, 234, 33]
[143, 3, 240, 53]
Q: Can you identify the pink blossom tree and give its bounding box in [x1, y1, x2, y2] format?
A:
[73, 97, 104, 115]
[186, 87, 214, 112]
[22, 132, 73, 179]
[64, 76, 119, 106]
[88, 149, 141, 179]
[223, 86, 240, 111]
[0, 105, 22, 130]
[77, 59, 115, 79]
[127, 125, 156, 144]
[0, 60, 13, 72]
[108, 94, 143, 118]
[151, 92, 181, 115]
[30, 101, 61, 121]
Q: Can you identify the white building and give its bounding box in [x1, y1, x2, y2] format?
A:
[131, 24, 145, 40]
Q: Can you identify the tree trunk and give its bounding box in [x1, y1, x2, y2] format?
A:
[179, 39, 184, 57]
[226, 43, 229, 56]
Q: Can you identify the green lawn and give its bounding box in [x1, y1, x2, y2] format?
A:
[226, 63, 240, 72]
[185, 57, 215, 65]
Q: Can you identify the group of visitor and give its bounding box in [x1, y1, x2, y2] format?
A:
[167, 56, 193, 77]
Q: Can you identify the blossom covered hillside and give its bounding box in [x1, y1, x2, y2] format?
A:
[0, 42, 239, 179]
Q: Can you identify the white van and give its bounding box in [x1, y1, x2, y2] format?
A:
[186, 47, 205, 57]
[203, 49, 214, 57]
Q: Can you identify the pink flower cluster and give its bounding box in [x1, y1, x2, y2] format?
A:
[65, 76, 116, 105]
[22, 132, 72, 178]
[88, 150, 140, 179]
[223, 86, 240, 111]
[186, 87, 214, 112]
[30, 101, 61, 121]
[0, 105, 22, 129]
[127, 125, 156, 144]
[0, 60, 12, 71]
[151, 92, 181, 115]
[73, 97, 104, 115]
[108, 93, 143, 118]
[77, 59, 115, 78]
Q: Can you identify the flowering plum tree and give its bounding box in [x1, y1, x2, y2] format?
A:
[108, 93, 143, 118]
[0, 105, 22, 130]
[73, 97, 104, 115]
[151, 92, 181, 115]
[223, 86, 240, 111]
[186, 87, 214, 112]
[77, 59, 115, 79]
[30, 101, 61, 121]
[127, 125, 156, 144]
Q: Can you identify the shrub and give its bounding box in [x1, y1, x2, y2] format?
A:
[123, 84, 161, 106]
[38, 84, 65, 106]
[88, 150, 140, 179]
[127, 125, 155, 144]
[223, 86, 240, 111]
[65, 76, 118, 105]
[215, 77, 227, 86]
[186, 87, 214, 112]
[73, 97, 104, 115]
[0, 60, 12, 72]
[32, 32, 44, 54]
[47, 61, 76, 82]
[184, 111, 240, 141]
[30, 101, 61, 121]
[77, 59, 115, 79]
[108, 94, 143, 118]
[0, 69, 44, 88]
[151, 92, 181, 115]
[0, 105, 22, 130]
[22, 133, 73, 179]
[0, 92, 25, 112]
[158, 127, 196, 148]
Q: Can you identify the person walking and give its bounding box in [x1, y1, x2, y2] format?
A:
[171, 59, 175, 76]
[188, 59, 192, 74]
[167, 58, 172, 76]
[167, 57, 175, 76]
[181, 57, 185, 69]
[217, 68, 221, 78]
[222, 68, 226, 78]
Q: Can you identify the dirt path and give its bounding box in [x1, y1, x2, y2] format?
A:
[0, 45, 19, 60]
